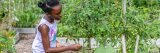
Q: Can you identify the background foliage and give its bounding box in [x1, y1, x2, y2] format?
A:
[0, 0, 16, 52]
[10, 0, 41, 28]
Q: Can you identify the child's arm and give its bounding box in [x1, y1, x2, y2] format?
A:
[39, 24, 81, 53]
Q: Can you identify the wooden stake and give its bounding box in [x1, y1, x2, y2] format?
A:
[134, 35, 139, 53]
[122, 0, 127, 53]
[121, 35, 126, 53]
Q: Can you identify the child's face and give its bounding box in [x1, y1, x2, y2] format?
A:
[50, 5, 62, 20]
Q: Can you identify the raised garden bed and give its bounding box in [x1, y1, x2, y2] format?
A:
[13, 28, 36, 44]
[14, 28, 36, 33]
[13, 28, 160, 53]
[15, 33, 94, 53]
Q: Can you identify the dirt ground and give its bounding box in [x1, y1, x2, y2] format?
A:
[15, 33, 90, 53]
[15, 33, 35, 53]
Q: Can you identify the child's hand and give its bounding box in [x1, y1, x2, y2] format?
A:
[68, 44, 82, 51]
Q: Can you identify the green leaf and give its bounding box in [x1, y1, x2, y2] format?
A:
[0, 37, 6, 42]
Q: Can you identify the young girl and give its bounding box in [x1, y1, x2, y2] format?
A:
[32, 0, 82, 53]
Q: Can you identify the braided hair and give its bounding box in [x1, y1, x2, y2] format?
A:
[38, 0, 60, 14]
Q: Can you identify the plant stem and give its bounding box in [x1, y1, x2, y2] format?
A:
[87, 38, 91, 53]
[159, 48, 160, 53]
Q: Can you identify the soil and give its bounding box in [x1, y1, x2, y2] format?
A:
[15, 33, 35, 53]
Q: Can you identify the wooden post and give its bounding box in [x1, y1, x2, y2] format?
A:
[122, 0, 127, 53]
[121, 35, 126, 53]
[134, 35, 139, 53]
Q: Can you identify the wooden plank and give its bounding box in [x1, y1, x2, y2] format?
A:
[14, 28, 36, 33]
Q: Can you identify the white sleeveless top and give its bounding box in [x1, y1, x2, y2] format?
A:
[32, 15, 57, 53]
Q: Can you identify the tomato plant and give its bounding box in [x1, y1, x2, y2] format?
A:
[59, 0, 160, 53]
